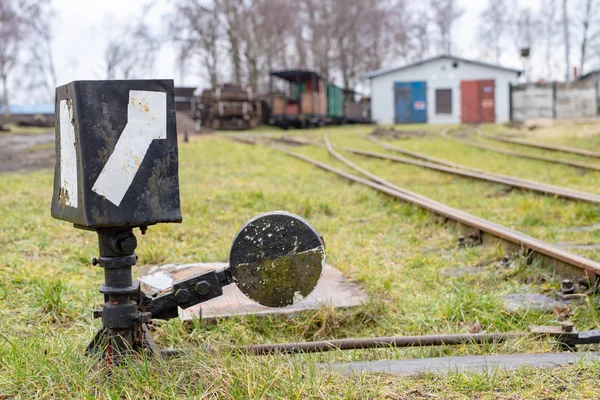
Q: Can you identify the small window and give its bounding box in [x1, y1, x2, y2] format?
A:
[436, 89, 452, 114]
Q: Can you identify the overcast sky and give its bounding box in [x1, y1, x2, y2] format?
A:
[34, 0, 572, 103]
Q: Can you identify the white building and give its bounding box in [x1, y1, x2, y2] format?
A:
[366, 55, 522, 125]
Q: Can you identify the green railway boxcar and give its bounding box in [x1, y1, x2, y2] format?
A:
[326, 84, 344, 123]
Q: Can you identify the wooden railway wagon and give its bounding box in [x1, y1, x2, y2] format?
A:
[199, 83, 262, 130]
[267, 69, 371, 129]
[268, 70, 328, 128]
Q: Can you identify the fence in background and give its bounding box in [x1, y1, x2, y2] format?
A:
[510, 80, 598, 121]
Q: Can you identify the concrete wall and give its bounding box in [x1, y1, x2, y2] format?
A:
[510, 80, 598, 121]
[511, 84, 554, 120]
[555, 81, 598, 119]
[369, 58, 520, 124]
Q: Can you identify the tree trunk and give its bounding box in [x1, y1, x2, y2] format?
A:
[563, 0, 570, 81]
[579, 0, 592, 76]
[229, 33, 242, 84]
[1, 72, 9, 118]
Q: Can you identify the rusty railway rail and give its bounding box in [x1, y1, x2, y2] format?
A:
[343, 147, 600, 205]
[239, 332, 525, 355]
[476, 129, 600, 159]
[267, 136, 600, 277]
[364, 134, 483, 173]
[441, 130, 600, 172]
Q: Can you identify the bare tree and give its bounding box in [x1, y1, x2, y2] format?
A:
[539, 0, 560, 78]
[360, 0, 412, 72]
[430, 0, 464, 54]
[170, 0, 222, 87]
[0, 0, 51, 116]
[216, 0, 244, 84]
[23, 14, 57, 102]
[104, 20, 159, 80]
[575, 0, 600, 75]
[410, 10, 431, 61]
[563, 0, 571, 80]
[238, 0, 294, 91]
[478, 0, 508, 63]
[510, 7, 541, 81]
[301, 0, 334, 81]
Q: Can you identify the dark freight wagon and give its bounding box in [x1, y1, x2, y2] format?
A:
[343, 89, 371, 124]
[198, 83, 262, 130]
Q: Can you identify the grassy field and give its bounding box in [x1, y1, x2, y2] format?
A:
[2, 122, 600, 398]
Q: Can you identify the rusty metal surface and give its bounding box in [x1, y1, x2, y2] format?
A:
[138, 262, 367, 320]
[240, 332, 525, 355]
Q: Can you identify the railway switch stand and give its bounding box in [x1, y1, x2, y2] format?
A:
[51, 80, 324, 363]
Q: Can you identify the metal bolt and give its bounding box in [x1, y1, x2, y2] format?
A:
[174, 289, 191, 303]
[561, 279, 575, 295]
[93, 310, 102, 319]
[562, 321, 574, 332]
[114, 233, 137, 254]
[92, 257, 99, 266]
[457, 235, 465, 247]
[195, 280, 211, 296]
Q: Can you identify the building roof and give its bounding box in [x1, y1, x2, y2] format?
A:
[174, 87, 197, 97]
[270, 69, 323, 83]
[578, 69, 600, 80]
[365, 55, 523, 79]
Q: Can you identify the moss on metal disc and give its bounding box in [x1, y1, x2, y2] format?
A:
[235, 247, 324, 307]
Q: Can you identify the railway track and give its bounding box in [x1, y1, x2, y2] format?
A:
[220, 135, 600, 370]
[442, 129, 600, 172]
[343, 144, 600, 205]
[234, 133, 600, 204]
[476, 128, 600, 159]
[268, 136, 600, 278]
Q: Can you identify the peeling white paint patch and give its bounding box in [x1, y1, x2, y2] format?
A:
[92, 90, 167, 206]
[59, 100, 78, 208]
[292, 291, 305, 304]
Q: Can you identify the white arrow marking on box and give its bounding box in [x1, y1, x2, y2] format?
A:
[92, 90, 167, 206]
[59, 99, 78, 208]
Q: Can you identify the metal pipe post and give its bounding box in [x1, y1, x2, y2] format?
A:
[95, 228, 139, 361]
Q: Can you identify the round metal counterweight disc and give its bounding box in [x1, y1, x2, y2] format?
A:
[229, 212, 325, 307]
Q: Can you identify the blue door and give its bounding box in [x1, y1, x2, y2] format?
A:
[394, 82, 412, 123]
[410, 81, 427, 123]
[394, 81, 427, 123]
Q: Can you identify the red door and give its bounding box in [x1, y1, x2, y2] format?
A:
[461, 80, 495, 123]
[479, 80, 495, 122]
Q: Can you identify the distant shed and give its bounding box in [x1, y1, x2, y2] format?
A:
[365, 55, 522, 124]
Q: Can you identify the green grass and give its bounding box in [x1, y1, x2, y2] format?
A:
[1, 124, 52, 135]
[2, 123, 600, 398]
